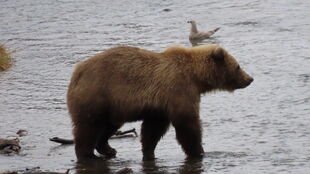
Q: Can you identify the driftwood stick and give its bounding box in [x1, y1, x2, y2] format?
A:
[115, 128, 138, 136]
[49, 137, 74, 144]
[110, 134, 135, 139]
[50, 129, 138, 145]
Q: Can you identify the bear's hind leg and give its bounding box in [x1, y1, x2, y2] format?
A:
[141, 116, 170, 160]
[95, 124, 121, 158]
[73, 120, 100, 161]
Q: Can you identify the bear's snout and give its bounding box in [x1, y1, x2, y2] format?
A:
[247, 77, 254, 84]
[243, 76, 254, 87]
[233, 75, 253, 90]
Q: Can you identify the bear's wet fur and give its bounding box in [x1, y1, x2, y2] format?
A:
[67, 45, 253, 161]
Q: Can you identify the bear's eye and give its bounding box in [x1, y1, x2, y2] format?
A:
[236, 65, 240, 70]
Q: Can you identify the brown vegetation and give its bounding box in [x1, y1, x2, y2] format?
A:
[0, 44, 13, 71]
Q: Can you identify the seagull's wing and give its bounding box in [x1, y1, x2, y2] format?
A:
[189, 32, 208, 40]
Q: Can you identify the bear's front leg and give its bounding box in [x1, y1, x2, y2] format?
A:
[141, 116, 170, 160]
[172, 115, 204, 158]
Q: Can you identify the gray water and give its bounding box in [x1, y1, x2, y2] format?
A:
[0, 0, 309, 173]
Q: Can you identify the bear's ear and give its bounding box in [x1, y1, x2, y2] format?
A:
[211, 46, 225, 62]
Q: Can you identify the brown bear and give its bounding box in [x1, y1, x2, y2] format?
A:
[67, 45, 253, 161]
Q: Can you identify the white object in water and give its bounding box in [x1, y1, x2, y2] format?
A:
[187, 20, 220, 42]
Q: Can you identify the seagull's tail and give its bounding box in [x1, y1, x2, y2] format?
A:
[207, 27, 220, 37]
[213, 27, 220, 33]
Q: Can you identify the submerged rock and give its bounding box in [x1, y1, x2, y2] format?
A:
[16, 129, 28, 137]
[0, 138, 21, 155]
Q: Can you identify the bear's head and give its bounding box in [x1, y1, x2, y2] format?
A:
[191, 45, 253, 92]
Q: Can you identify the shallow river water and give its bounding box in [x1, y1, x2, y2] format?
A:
[0, 0, 309, 173]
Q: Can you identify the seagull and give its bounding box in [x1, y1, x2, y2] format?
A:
[187, 20, 220, 44]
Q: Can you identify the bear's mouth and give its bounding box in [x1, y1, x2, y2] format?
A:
[225, 77, 253, 90]
[236, 77, 254, 89]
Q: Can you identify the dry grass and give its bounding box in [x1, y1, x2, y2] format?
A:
[0, 44, 13, 71]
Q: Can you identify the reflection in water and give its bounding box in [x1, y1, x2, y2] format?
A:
[75, 159, 111, 174]
[190, 37, 221, 47]
[142, 160, 168, 174]
[74, 158, 204, 174]
[142, 158, 204, 174]
[178, 158, 204, 174]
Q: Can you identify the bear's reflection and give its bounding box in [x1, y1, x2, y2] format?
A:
[142, 160, 168, 174]
[74, 158, 204, 174]
[177, 158, 204, 174]
[75, 159, 111, 174]
[142, 158, 204, 174]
